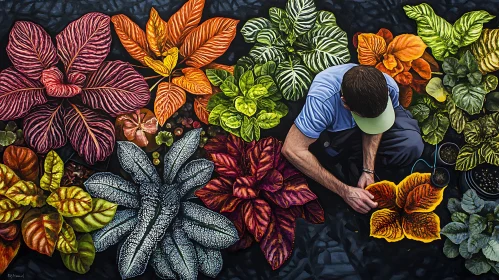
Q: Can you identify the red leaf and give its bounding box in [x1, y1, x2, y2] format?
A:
[41, 67, 82, 98]
[276, 160, 302, 181]
[260, 169, 283, 192]
[233, 176, 258, 199]
[399, 85, 413, 108]
[249, 137, 276, 180]
[64, 103, 115, 164]
[0, 223, 19, 241]
[264, 177, 317, 208]
[260, 207, 296, 270]
[0, 236, 20, 274]
[0, 67, 46, 121]
[195, 177, 235, 212]
[2, 146, 39, 182]
[82, 61, 150, 117]
[23, 102, 67, 154]
[226, 134, 245, 159]
[211, 153, 241, 178]
[204, 135, 229, 156]
[394, 71, 413, 86]
[352, 32, 361, 49]
[242, 199, 271, 242]
[56, 12, 111, 75]
[223, 209, 245, 236]
[376, 28, 394, 44]
[7, 21, 58, 80]
[228, 231, 253, 252]
[302, 200, 325, 224]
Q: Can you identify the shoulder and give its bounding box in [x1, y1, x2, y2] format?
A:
[307, 63, 357, 102]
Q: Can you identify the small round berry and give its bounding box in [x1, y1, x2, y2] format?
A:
[152, 152, 160, 159]
[174, 127, 184, 136]
[153, 158, 160, 165]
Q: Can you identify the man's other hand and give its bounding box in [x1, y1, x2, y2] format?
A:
[357, 172, 375, 189]
[342, 187, 378, 214]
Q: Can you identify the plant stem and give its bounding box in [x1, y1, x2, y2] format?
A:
[150, 76, 168, 91]
[144, 75, 162, 80]
[431, 72, 444, 76]
[132, 64, 149, 69]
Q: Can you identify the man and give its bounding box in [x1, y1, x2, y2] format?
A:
[282, 64, 424, 214]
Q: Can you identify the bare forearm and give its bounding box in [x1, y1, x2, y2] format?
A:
[362, 133, 382, 170]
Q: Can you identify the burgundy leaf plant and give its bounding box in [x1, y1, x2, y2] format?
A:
[195, 134, 324, 270]
[0, 13, 150, 164]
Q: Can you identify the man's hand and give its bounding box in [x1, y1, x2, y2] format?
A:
[341, 186, 378, 214]
[357, 172, 375, 189]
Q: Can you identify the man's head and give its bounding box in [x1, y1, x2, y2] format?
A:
[341, 65, 388, 118]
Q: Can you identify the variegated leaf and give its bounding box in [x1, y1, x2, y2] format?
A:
[40, 150, 64, 192]
[195, 243, 223, 278]
[161, 225, 198, 280]
[56, 221, 78, 254]
[164, 129, 201, 184]
[92, 209, 138, 252]
[117, 141, 161, 187]
[64, 198, 117, 232]
[60, 233, 95, 274]
[84, 172, 140, 208]
[241, 17, 272, 43]
[177, 159, 214, 199]
[46, 186, 93, 217]
[5, 180, 45, 207]
[286, 0, 317, 35]
[150, 247, 175, 279]
[275, 58, 313, 101]
[23, 103, 66, 154]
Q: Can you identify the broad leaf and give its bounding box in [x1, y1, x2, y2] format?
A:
[481, 136, 499, 166]
[176, 159, 214, 199]
[117, 141, 161, 186]
[275, 59, 313, 101]
[421, 113, 449, 145]
[56, 221, 78, 254]
[447, 97, 467, 133]
[459, 240, 472, 259]
[443, 238, 459, 258]
[46, 186, 93, 217]
[0, 236, 20, 274]
[41, 67, 82, 98]
[111, 14, 150, 64]
[467, 233, 489, 254]
[485, 92, 499, 112]
[3, 146, 39, 181]
[60, 233, 95, 274]
[451, 212, 469, 224]
[249, 43, 287, 64]
[194, 95, 210, 125]
[172, 67, 212, 95]
[65, 198, 117, 232]
[484, 74, 498, 92]
[239, 70, 255, 94]
[0, 223, 19, 241]
[6, 180, 45, 207]
[164, 128, 201, 184]
[462, 189, 485, 214]
[84, 172, 140, 208]
[269, 8, 287, 27]
[452, 83, 487, 115]
[448, 198, 463, 213]
[220, 76, 240, 97]
[206, 69, 230, 86]
[452, 11, 494, 47]
[241, 18, 272, 42]
[426, 77, 448, 102]
[0, 164, 20, 196]
[0, 196, 28, 223]
[440, 222, 469, 244]
[285, 0, 317, 36]
[40, 150, 64, 192]
[161, 225, 198, 280]
[23, 103, 66, 154]
[235, 97, 257, 117]
[465, 254, 492, 275]
[471, 29, 499, 73]
[146, 7, 169, 57]
[150, 248, 175, 279]
[21, 208, 63, 256]
[456, 144, 483, 171]
[260, 207, 297, 269]
[265, 176, 316, 208]
[92, 209, 138, 252]
[409, 103, 430, 122]
[154, 82, 186, 126]
[195, 243, 223, 278]
[483, 239, 499, 262]
[257, 112, 280, 129]
[166, 0, 205, 46]
[242, 199, 271, 242]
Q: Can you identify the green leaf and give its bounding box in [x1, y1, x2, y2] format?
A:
[443, 57, 468, 77]
[257, 112, 280, 129]
[249, 43, 287, 64]
[241, 17, 272, 43]
[485, 92, 499, 112]
[40, 150, 64, 192]
[426, 77, 448, 102]
[483, 239, 499, 262]
[448, 198, 464, 213]
[460, 50, 480, 73]
[462, 189, 485, 214]
[446, 97, 467, 133]
[256, 28, 286, 47]
[452, 11, 495, 47]
[235, 97, 257, 117]
[468, 72, 483, 86]
[444, 238, 460, 258]
[456, 144, 483, 171]
[4, 121, 17, 132]
[237, 56, 255, 70]
[205, 69, 230, 87]
[275, 101, 289, 118]
[65, 198, 117, 232]
[257, 98, 276, 111]
[408, 103, 430, 122]
[247, 84, 268, 99]
[471, 28, 499, 73]
[255, 75, 278, 95]
[451, 212, 469, 224]
[276, 58, 313, 101]
[441, 222, 469, 244]
[481, 136, 499, 166]
[239, 70, 255, 95]
[155, 131, 174, 146]
[56, 221, 78, 254]
[421, 113, 449, 145]
[0, 131, 16, 146]
[254, 61, 277, 77]
[269, 7, 288, 26]
[285, 0, 317, 36]
[459, 240, 472, 259]
[465, 254, 492, 275]
[483, 74, 498, 92]
[220, 109, 243, 128]
[61, 233, 95, 274]
[240, 116, 257, 142]
[315, 11, 337, 27]
[207, 92, 231, 111]
[443, 74, 457, 87]
[468, 233, 489, 254]
[452, 83, 487, 115]
[464, 120, 487, 145]
[220, 76, 239, 97]
[208, 104, 227, 126]
[403, 3, 455, 61]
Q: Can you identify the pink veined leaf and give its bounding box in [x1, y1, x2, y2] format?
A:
[249, 137, 276, 181]
[226, 134, 245, 159]
[260, 169, 283, 193]
[242, 199, 271, 242]
[56, 12, 111, 75]
[41, 67, 82, 98]
[67, 72, 86, 86]
[233, 176, 258, 199]
[64, 102, 115, 164]
[6, 21, 58, 80]
[210, 153, 241, 178]
[0, 67, 47, 120]
[204, 135, 229, 156]
[302, 200, 325, 224]
[82, 61, 150, 116]
[277, 160, 302, 181]
[23, 102, 66, 154]
[264, 176, 317, 208]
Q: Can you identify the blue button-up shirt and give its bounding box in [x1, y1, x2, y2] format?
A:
[294, 63, 400, 139]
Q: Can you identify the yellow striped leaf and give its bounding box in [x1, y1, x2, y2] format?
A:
[0, 164, 20, 196]
[40, 150, 64, 192]
[64, 198, 117, 232]
[0, 196, 29, 223]
[5, 180, 45, 207]
[146, 7, 169, 57]
[46, 187, 92, 217]
[21, 209, 62, 256]
[61, 233, 95, 274]
[471, 28, 499, 73]
[56, 221, 78, 254]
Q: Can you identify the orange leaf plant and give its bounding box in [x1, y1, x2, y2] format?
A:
[366, 173, 445, 243]
[111, 0, 238, 126]
[354, 28, 439, 107]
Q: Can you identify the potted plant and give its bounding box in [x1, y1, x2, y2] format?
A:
[431, 167, 451, 188]
[460, 164, 499, 200]
[437, 142, 460, 165]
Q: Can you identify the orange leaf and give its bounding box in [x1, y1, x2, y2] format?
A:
[399, 85, 413, 108]
[0, 236, 20, 274]
[370, 209, 404, 242]
[111, 14, 151, 65]
[402, 212, 441, 243]
[401, 61, 412, 72]
[410, 75, 429, 93]
[21, 208, 63, 256]
[167, 0, 205, 46]
[376, 61, 403, 78]
[357, 33, 387, 66]
[155, 82, 186, 126]
[194, 95, 210, 124]
[382, 54, 398, 70]
[180, 17, 239, 68]
[386, 34, 426, 62]
[0, 196, 29, 223]
[3, 146, 39, 182]
[172, 67, 212, 95]
[376, 28, 393, 44]
[396, 173, 431, 209]
[421, 51, 440, 72]
[205, 62, 234, 75]
[411, 58, 432, 80]
[394, 72, 413, 86]
[404, 184, 446, 214]
[146, 7, 170, 57]
[0, 164, 20, 195]
[366, 180, 398, 210]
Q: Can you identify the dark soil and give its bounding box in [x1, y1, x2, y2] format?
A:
[432, 168, 449, 187]
[439, 145, 458, 164]
[473, 166, 499, 195]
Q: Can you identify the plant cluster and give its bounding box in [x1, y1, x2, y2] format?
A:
[0, 146, 116, 274]
[206, 60, 289, 142]
[241, 0, 349, 101]
[441, 189, 499, 276]
[196, 134, 324, 269]
[0, 122, 23, 151]
[115, 108, 159, 150]
[366, 173, 445, 243]
[85, 129, 238, 279]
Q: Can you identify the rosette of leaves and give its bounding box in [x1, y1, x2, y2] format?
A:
[85, 129, 238, 279]
[196, 134, 324, 269]
[366, 173, 445, 243]
[0, 122, 23, 149]
[115, 108, 159, 150]
[240, 0, 349, 100]
[353, 28, 437, 107]
[404, 3, 494, 61]
[455, 113, 499, 171]
[0, 13, 151, 164]
[111, 0, 238, 126]
[205, 60, 289, 142]
[409, 95, 450, 145]
[0, 146, 116, 274]
[441, 189, 499, 276]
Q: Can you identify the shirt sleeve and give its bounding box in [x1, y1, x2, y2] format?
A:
[383, 73, 400, 108]
[294, 96, 334, 139]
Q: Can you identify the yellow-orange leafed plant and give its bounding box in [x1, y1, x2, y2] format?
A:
[355, 29, 439, 108]
[366, 173, 445, 243]
[111, 0, 238, 125]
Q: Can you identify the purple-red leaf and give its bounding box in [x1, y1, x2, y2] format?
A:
[7, 21, 58, 80]
[226, 134, 245, 159]
[260, 169, 283, 192]
[233, 176, 258, 199]
[242, 199, 271, 242]
[260, 207, 296, 270]
[23, 102, 66, 154]
[249, 137, 276, 180]
[228, 231, 253, 252]
[0, 67, 46, 120]
[56, 12, 111, 75]
[195, 177, 235, 212]
[82, 61, 150, 116]
[204, 135, 228, 156]
[264, 177, 317, 208]
[210, 153, 241, 178]
[302, 200, 325, 224]
[41, 67, 82, 98]
[64, 103, 115, 164]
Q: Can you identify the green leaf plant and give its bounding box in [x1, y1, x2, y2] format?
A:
[441, 189, 499, 276]
[240, 0, 350, 100]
